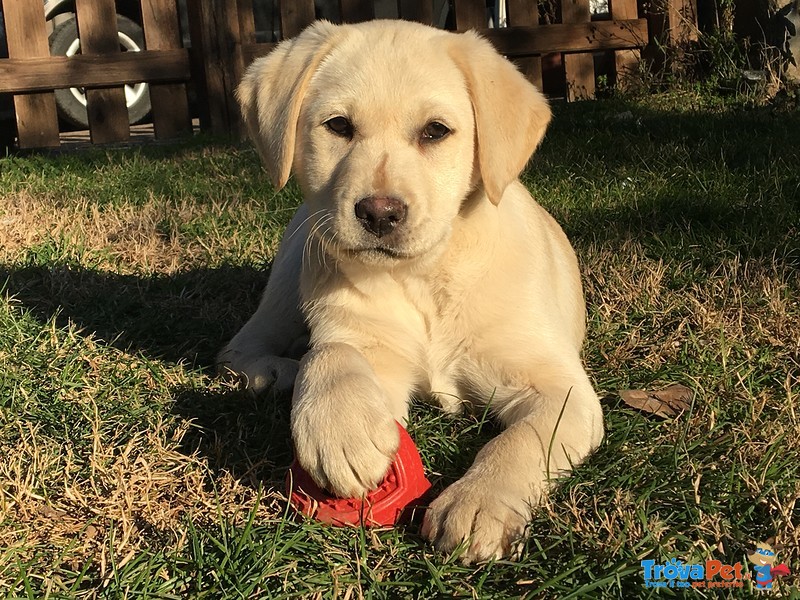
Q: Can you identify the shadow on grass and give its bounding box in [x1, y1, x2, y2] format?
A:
[0, 263, 266, 369]
[170, 385, 295, 487]
[0, 261, 294, 486]
[530, 99, 800, 263]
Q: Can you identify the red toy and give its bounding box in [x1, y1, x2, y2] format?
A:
[286, 422, 431, 527]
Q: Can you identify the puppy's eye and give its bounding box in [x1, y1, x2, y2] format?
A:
[421, 121, 451, 143]
[325, 116, 354, 138]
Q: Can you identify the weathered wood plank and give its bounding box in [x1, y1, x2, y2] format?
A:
[75, 0, 130, 143]
[398, 0, 434, 25]
[507, 0, 542, 90]
[561, 0, 595, 100]
[281, 0, 316, 37]
[241, 42, 277, 68]
[562, 0, 590, 22]
[236, 0, 259, 83]
[610, 0, 640, 89]
[453, 0, 486, 30]
[3, 0, 60, 148]
[186, 0, 240, 135]
[476, 20, 649, 55]
[645, 0, 697, 72]
[507, 0, 538, 24]
[238, 0, 257, 45]
[666, 0, 698, 45]
[339, 0, 375, 23]
[241, 19, 649, 67]
[0, 50, 191, 93]
[140, 0, 191, 139]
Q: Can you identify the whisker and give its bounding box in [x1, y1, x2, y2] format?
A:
[287, 208, 328, 243]
[328, 229, 342, 275]
[317, 223, 335, 272]
[305, 214, 334, 273]
[302, 212, 327, 268]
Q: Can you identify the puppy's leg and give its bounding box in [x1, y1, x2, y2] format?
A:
[217, 207, 310, 394]
[422, 359, 603, 563]
[290, 342, 414, 497]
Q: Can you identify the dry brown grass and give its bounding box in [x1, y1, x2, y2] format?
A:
[0, 191, 284, 275]
[0, 346, 286, 590]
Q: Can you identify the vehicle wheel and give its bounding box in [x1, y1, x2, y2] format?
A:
[49, 15, 151, 128]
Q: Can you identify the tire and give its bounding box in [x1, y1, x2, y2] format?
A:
[49, 15, 151, 128]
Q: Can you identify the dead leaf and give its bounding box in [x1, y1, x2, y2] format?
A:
[36, 504, 69, 521]
[84, 524, 98, 541]
[619, 384, 693, 419]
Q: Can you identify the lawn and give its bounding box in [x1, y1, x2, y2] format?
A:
[1, 91, 798, 598]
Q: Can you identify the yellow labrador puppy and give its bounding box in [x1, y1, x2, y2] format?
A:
[219, 19, 603, 563]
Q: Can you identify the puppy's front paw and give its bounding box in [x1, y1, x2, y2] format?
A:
[291, 385, 400, 498]
[422, 476, 536, 564]
[217, 348, 299, 394]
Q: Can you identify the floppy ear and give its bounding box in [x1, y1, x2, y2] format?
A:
[448, 31, 552, 205]
[236, 20, 340, 189]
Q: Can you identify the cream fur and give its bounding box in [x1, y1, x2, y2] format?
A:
[218, 19, 604, 564]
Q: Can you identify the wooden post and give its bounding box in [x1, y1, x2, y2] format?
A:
[665, 0, 699, 46]
[280, 0, 316, 38]
[398, 0, 434, 25]
[453, 0, 487, 30]
[233, 0, 256, 92]
[562, 0, 595, 100]
[3, 0, 60, 148]
[140, 0, 192, 139]
[75, 0, 131, 143]
[186, 0, 243, 136]
[611, 0, 641, 89]
[507, 0, 543, 90]
[339, 0, 375, 23]
[646, 0, 698, 71]
[237, 0, 257, 48]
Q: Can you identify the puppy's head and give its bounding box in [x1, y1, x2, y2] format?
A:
[238, 20, 551, 265]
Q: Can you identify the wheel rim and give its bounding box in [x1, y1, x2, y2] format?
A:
[64, 31, 148, 110]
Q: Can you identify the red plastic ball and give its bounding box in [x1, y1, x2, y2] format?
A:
[286, 422, 431, 527]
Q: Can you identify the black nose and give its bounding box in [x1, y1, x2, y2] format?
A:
[354, 196, 407, 238]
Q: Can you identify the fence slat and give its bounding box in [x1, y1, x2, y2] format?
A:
[397, 0, 434, 25]
[507, 0, 543, 90]
[666, 0, 698, 45]
[479, 20, 647, 55]
[75, 0, 130, 143]
[610, 0, 640, 88]
[186, 0, 241, 135]
[0, 50, 191, 93]
[339, 0, 375, 22]
[242, 18, 647, 70]
[140, 0, 191, 139]
[280, 0, 316, 37]
[238, 0, 256, 45]
[3, 0, 60, 148]
[562, 0, 595, 100]
[453, 0, 486, 30]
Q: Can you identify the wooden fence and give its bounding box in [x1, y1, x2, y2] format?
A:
[0, 0, 697, 150]
[0, 0, 191, 148]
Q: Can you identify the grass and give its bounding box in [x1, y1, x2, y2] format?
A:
[1, 92, 799, 598]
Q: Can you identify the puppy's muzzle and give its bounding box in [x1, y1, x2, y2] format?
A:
[354, 196, 407, 238]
